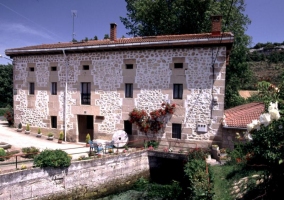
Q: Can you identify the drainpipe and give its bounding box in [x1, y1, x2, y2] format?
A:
[62, 50, 67, 142]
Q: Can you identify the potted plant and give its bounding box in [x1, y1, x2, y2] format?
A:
[85, 133, 91, 147]
[25, 124, 30, 134]
[58, 131, 63, 143]
[36, 128, 42, 137]
[47, 132, 54, 140]
[17, 123, 23, 132]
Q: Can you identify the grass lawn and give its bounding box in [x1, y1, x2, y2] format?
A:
[211, 164, 266, 200]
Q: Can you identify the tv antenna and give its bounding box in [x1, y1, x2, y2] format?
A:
[71, 10, 77, 41]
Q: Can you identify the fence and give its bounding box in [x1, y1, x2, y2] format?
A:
[1, 139, 201, 172]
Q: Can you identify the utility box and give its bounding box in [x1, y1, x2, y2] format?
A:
[197, 123, 208, 133]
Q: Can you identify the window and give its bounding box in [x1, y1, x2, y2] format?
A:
[51, 82, 57, 95]
[174, 63, 183, 68]
[125, 83, 133, 98]
[173, 84, 183, 99]
[81, 82, 91, 105]
[86, 116, 93, 129]
[29, 67, 34, 71]
[29, 82, 35, 95]
[51, 116, 57, 128]
[83, 65, 89, 70]
[51, 66, 57, 71]
[126, 64, 133, 69]
[172, 123, 181, 139]
[124, 120, 132, 135]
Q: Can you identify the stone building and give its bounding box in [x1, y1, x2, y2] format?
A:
[6, 16, 234, 148]
[222, 102, 265, 149]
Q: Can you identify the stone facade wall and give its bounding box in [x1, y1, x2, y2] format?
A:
[13, 46, 227, 145]
[0, 151, 149, 200]
[222, 128, 247, 149]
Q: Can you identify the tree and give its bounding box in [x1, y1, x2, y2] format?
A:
[94, 35, 98, 40]
[121, 0, 252, 108]
[104, 34, 109, 39]
[0, 64, 13, 108]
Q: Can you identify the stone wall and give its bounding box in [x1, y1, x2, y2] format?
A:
[13, 46, 227, 144]
[222, 128, 247, 149]
[0, 151, 149, 200]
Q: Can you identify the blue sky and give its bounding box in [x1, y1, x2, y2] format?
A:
[0, 0, 283, 65]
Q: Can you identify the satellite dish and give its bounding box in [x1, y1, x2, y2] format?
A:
[112, 130, 128, 147]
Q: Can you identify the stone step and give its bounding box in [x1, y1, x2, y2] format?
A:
[206, 158, 220, 166]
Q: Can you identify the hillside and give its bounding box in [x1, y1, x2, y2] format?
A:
[248, 61, 284, 87]
[245, 42, 284, 89]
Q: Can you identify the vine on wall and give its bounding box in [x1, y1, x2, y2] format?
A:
[129, 102, 176, 133]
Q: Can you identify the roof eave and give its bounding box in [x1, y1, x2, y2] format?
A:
[223, 126, 247, 130]
[5, 36, 234, 57]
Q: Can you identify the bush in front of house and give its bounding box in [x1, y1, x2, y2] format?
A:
[133, 177, 182, 199]
[0, 148, 6, 161]
[34, 149, 71, 168]
[183, 149, 214, 200]
[22, 146, 40, 158]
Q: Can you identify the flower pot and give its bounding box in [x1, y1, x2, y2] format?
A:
[25, 130, 30, 134]
[36, 133, 42, 138]
[58, 139, 62, 144]
[47, 136, 54, 140]
[17, 128, 23, 132]
[86, 143, 90, 147]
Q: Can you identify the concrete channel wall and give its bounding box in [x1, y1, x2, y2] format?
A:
[0, 150, 150, 200]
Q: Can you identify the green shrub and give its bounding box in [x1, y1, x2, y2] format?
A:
[187, 148, 209, 161]
[48, 132, 54, 137]
[144, 140, 159, 149]
[18, 122, 22, 129]
[184, 159, 214, 200]
[37, 128, 41, 134]
[0, 108, 9, 116]
[0, 148, 6, 161]
[85, 133, 90, 144]
[133, 177, 182, 199]
[59, 131, 64, 140]
[34, 149, 71, 168]
[26, 124, 30, 131]
[22, 146, 40, 158]
[6, 150, 20, 157]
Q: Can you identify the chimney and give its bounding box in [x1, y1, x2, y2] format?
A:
[211, 15, 222, 36]
[110, 23, 117, 41]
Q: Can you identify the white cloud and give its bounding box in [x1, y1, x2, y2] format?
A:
[1, 22, 53, 40]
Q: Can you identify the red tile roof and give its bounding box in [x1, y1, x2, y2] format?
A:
[223, 102, 265, 129]
[5, 32, 234, 56]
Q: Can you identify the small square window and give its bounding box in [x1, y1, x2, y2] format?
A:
[126, 64, 133, 69]
[172, 123, 181, 139]
[173, 84, 183, 99]
[174, 63, 183, 68]
[125, 83, 133, 98]
[51, 66, 57, 71]
[51, 116, 57, 128]
[124, 120, 132, 135]
[29, 82, 35, 95]
[30, 67, 34, 71]
[83, 65, 89, 70]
